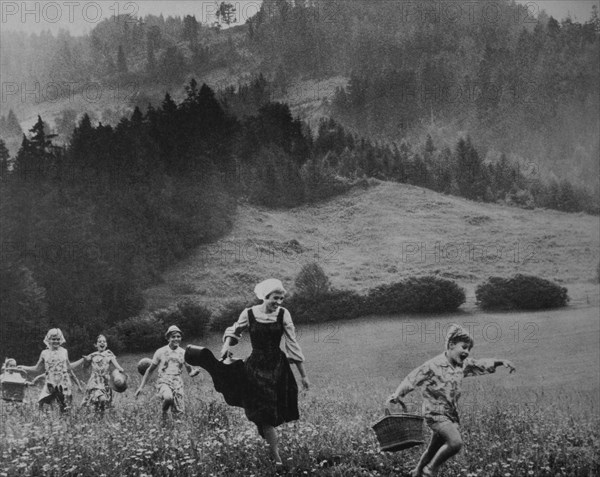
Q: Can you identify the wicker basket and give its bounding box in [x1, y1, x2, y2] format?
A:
[1, 369, 29, 402]
[372, 401, 425, 452]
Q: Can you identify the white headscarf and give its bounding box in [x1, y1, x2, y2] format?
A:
[43, 328, 66, 348]
[444, 324, 474, 349]
[254, 278, 286, 301]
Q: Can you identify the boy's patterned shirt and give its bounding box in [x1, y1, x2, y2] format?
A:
[152, 345, 185, 388]
[398, 352, 497, 423]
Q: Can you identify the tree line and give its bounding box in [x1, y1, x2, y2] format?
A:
[2, 0, 598, 190]
[1, 79, 597, 361]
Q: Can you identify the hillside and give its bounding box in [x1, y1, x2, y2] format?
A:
[144, 180, 600, 311]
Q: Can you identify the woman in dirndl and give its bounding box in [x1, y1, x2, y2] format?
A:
[218, 278, 310, 467]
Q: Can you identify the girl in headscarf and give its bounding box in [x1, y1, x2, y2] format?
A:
[19, 328, 76, 412]
[217, 278, 310, 468]
[387, 324, 516, 477]
[72, 334, 125, 413]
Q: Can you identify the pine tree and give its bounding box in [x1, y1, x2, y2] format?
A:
[6, 109, 22, 137]
[454, 137, 487, 201]
[146, 40, 157, 74]
[13, 116, 57, 182]
[0, 139, 9, 178]
[182, 15, 199, 44]
[117, 45, 128, 74]
[216, 2, 237, 26]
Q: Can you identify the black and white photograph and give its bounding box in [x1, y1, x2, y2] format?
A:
[0, 0, 598, 475]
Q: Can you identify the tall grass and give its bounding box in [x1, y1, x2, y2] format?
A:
[1, 381, 597, 476]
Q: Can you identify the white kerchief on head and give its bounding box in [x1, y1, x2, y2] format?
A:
[43, 328, 66, 348]
[254, 278, 286, 300]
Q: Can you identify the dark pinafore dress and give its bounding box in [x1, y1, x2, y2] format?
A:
[244, 308, 299, 432]
[186, 308, 299, 435]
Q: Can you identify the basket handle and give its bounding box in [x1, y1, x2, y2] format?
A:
[385, 399, 407, 415]
[4, 367, 28, 376]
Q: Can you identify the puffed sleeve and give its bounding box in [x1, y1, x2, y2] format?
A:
[282, 309, 305, 363]
[222, 308, 250, 346]
[463, 358, 497, 377]
[397, 362, 433, 397]
[151, 347, 163, 366]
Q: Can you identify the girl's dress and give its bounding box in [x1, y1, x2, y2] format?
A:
[82, 350, 115, 408]
[38, 347, 72, 408]
[190, 306, 303, 434]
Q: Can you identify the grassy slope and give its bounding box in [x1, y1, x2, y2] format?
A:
[144, 180, 600, 311]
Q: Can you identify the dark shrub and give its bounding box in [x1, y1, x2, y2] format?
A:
[175, 299, 212, 338]
[102, 329, 125, 354]
[366, 276, 466, 314]
[294, 262, 331, 298]
[476, 274, 569, 310]
[210, 299, 258, 332]
[106, 314, 164, 353]
[285, 289, 365, 324]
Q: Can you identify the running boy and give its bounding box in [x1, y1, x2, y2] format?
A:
[135, 325, 200, 419]
[387, 324, 515, 477]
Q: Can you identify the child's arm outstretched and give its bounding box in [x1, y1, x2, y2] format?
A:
[109, 354, 124, 373]
[464, 358, 516, 377]
[70, 354, 90, 370]
[388, 362, 432, 404]
[18, 355, 44, 375]
[135, 362, 158, 398]
[185, 362, 200, 377]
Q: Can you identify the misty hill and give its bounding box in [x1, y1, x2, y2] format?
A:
[1, 0, 599, 190]
[144, 180, 600, 311]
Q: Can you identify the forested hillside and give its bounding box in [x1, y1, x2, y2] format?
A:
[1, 0, 599, 360]
[1, 0, 598, 188]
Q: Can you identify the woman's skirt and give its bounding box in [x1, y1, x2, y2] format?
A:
[185, 346, 299, 429]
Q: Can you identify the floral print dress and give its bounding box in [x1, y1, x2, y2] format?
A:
[38, 347, 72, 403]
[82, 350, 115, 407]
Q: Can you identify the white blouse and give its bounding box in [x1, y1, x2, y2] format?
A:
[223, 305, 305, 363]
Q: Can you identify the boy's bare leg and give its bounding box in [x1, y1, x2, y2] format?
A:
[412, 431, 444, 476]
[426, 421, 463, 474]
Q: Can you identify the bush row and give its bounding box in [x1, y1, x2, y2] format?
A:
[107, 272, 569, 352]
[475, 274, 569, 310]
[104, 299, 211, 354]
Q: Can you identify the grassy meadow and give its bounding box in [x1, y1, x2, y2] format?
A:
[2, 304, 598, 476]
